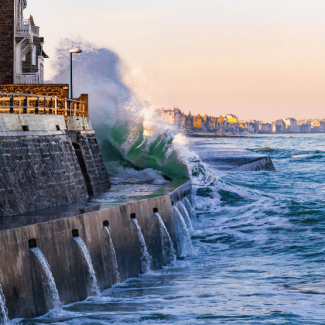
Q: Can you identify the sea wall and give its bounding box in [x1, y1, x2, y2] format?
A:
[0, 179, 191, 319]
[67, 117, 110, 195]
[0, 114, 109, 217]
[232, 156, 276, 171]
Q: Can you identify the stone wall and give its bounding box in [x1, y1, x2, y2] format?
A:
[0, 115, 110, 216]
[0, 134, 88, 217]
[67, 117, 110, 195]
[77, 132, 111, 195]
[0, 0, 15, 84]
[0, 84, 69, 98]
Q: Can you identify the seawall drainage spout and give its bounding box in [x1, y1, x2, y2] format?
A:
[183, 197, 196, 219]
[73, 237, 100, 296]
[154, 212, 176, 266]
[30, 247, 62, 312]
[177, 201, 193, 232]
[103, 226, 121, 284]
[172, 206, 192, 258]
[132, 219, 152, 274]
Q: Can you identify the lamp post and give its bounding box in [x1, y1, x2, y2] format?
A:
[69, 48, 83, 99]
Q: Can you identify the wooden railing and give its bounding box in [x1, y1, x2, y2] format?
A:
[0, 93, 88, 120]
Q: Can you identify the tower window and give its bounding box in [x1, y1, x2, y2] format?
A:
[32, 47, 36, 65]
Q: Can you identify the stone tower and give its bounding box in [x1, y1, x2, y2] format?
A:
[0, 0, 48, 85]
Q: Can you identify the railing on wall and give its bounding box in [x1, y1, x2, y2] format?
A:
[15, 73, 40, 85]
[0, 93, 88, 119]
[15, 20, 40, 38]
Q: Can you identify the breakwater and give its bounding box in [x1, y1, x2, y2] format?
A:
[0, 178, 192, 320]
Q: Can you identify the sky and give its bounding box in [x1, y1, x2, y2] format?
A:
[25, 0, 325, 121]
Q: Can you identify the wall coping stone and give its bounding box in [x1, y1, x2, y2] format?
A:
[0, 113, 66, 133]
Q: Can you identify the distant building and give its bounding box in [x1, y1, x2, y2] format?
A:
[273, 119, 286, 133]
[223, 114, 238, 124]
[193, 114, 209, 131]
[157, 108, 183, 128]
[240, 120, 259, 133]
[259, 123, 272, 133]
[0, 0, 48, 84]
[298, 122, 311, 133]
[284, 118, 299, 133]
[311, 120, 325, 133]
[183, 112, 194, 130]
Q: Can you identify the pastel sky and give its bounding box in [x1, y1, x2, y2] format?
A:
[25, 0, 325, 121]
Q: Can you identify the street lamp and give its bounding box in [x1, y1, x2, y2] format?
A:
[69, 48, 83, 99]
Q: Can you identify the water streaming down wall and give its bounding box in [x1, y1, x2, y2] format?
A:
[154, 212, 176, 266]
[172, 206, 193, 257]
[132, 219, 152, 274]
[0, 180, 192, 319]
[177, 201, 193, 232]
[104, 226, 121, 284]
[73, 237, 100, 296]
[183, 197, 195, 219]
[0, 284, 9, 325]
[30, 248, 62, 312]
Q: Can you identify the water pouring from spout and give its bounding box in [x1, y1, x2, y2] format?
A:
[177, 201, 193, 232]
[154, 212, 176, 265]
[30, 248, 62, 312]
[104, 226, 121, 283]
[172, 206, 192, 257]
[73, 237, 100, 296]
[132, 219, 152, 274]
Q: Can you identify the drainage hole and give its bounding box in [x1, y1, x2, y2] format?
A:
[72, 229, 79, 237]
[28, 238, 37, 249]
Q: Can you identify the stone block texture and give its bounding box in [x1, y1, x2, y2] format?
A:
[0, 0, 15, 84]
[77, 132, 110, 195]
[0, 134, 88, 217]
[0, 84, 69, 98]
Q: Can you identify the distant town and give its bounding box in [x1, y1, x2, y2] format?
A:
[157, 108, 325, 134]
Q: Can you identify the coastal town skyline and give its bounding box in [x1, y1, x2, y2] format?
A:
[24, 0, 325, 121]
[158, 107, 325, 134]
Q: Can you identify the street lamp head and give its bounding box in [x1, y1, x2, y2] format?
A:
[69, 48, 83, 54]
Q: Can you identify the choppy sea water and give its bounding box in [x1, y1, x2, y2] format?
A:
[19, 134, 325, 324]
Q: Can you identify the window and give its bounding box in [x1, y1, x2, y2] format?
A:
[32, 47, 36, 65]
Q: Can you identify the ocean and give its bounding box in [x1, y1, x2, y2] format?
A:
[17, 133, 325, 324]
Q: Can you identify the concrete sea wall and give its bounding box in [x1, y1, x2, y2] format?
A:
[0, 179, 191, 319]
